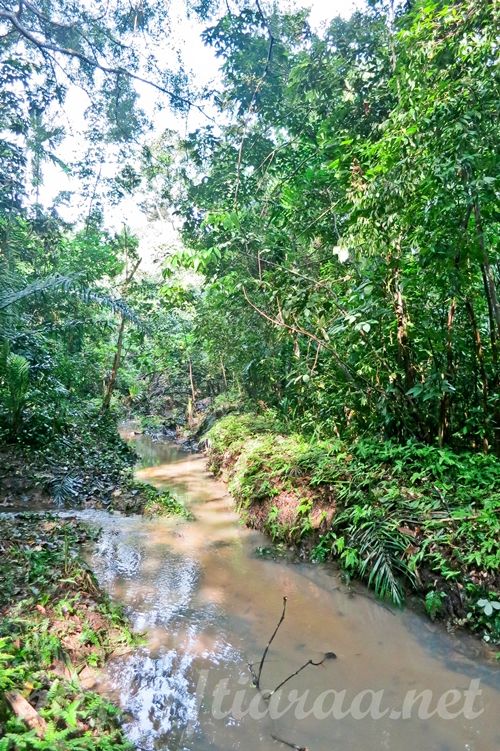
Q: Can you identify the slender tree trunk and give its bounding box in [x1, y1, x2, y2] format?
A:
[101, 315, 126, 412]
[438, 298, 456, 447]
[474, 199, 499, 366]
[393, 267, 414, 389]
[220, 358, 228, 388]
[188, 358, 196, 403]
[100, 254, 140, 413]
[465, 298, 490, 451]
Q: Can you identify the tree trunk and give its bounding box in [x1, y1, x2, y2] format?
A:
[392, 266, 415, 389]
[101, 315, 126, 412]
[188, 358, 196, 403]
[465, 298, 490, 451]
[475, 199, 499, 366]
[220, 358, 228, 388]
[100, 255, 140, 413]
[438, 298, 456, 447]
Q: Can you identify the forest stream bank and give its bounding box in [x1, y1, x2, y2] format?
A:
[87, 426, 500, 750]
[0, 413, 187, 749]
[1, 418, 499, 750]
[200, 411, 500, 645]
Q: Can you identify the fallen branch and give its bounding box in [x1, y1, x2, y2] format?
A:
[5, 691, 47, 738]
[248, 597, 337, 751]
[271, 734, 309, 751]
[267, 652, 336, 698]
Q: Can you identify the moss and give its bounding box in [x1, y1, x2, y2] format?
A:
[205, 413, 500, 642]
[128, 480, 191, 519]
[205, 410, 280, 475]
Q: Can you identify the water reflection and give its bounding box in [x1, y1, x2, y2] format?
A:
[82, 431, 500, 751]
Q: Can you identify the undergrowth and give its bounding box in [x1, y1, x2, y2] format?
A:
[0, 514, 136, 749]
[206, 413, 500, 642]
[0, 405, 138, 511]
[130, 480, 191, 518]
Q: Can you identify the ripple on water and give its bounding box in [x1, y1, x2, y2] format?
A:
[108, 648, 198, 751]
[107, 626, 244, 751]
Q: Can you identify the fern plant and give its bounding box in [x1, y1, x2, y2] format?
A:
[3, 351, 29, 433]
[331, 502, 417, 606]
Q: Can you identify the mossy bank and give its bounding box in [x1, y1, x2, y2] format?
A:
[205, 412, 500, 646]
[0, 411, 188, 748]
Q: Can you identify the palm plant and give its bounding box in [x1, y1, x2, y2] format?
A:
[3, 351, 29, 433]
[0, 266, 143, 436]
[333, 501, 418, 606]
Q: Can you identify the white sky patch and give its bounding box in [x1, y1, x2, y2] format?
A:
[39, 0, 363, 270]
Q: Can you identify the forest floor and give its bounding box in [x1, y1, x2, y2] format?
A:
[0, 513, 136, 750]
[0, 412, 186, 750]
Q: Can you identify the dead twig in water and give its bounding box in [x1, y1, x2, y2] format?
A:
[255, 595, 287, 690]
[266, 652, 337, 698]
[247, 597, 338, 750]
[271, 734, 309, 751]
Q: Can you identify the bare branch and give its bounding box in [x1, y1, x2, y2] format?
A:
[269, 651, 336, 696]
[255, 596, 287, 690]
[0, 8, 215, 121]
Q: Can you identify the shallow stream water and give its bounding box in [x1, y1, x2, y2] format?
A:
[75, 428, 499, 750]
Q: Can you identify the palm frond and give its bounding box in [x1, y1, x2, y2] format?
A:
[0, 274, 75, 310]
[333, 503, 416, 606]
[79, 289, 145, 328]
[0, 274, 145, 328]
[50, 472, 84, 505]
[355, 518, 412, 606]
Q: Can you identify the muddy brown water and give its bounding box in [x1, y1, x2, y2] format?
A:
[58, 430, 500, 749]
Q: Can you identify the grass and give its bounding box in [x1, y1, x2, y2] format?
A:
[0, 513, 138, 750]
[128, 480, 191, 519]
[205, 413, 500, 643]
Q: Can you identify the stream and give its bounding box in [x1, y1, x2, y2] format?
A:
[79, 428, 499, 750]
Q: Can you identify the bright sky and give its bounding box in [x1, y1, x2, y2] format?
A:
[44, 0, 363, 268]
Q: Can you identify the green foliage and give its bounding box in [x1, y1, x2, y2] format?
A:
[0, 214, 145, 445]
[206, 412, 499, 628]
[130, 480, 191, 519]
[205, 410, 280, 473]
[160, 0, 498, 452]
[3, 351, 29, 433]
[425, 590, 446, 621]
[0, 514, 137, 750]
[466, 595, 500, 644]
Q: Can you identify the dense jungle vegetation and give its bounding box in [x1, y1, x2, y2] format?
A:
[0, 0, 499, 744]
